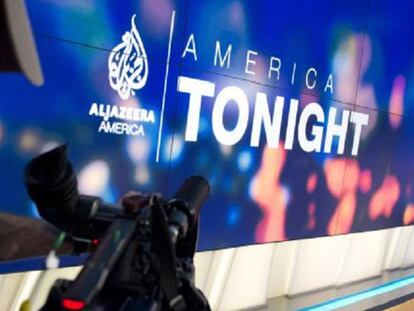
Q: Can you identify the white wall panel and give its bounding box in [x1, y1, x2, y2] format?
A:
[383, 227, 403, 270]
[336, 230, 390, 286]
[401, 228, 414, 268]
[218, 244, 274, 311]
[10, 270, 41, 311]
[384, 227, 412, 270]
[201, 248, 236, 310]
[287, 234, 350, 296]
[30, 266, 82, 311]
[266, 241, 298, 298]
[194, 251, 214, 291]
[0, 273, 28, 310]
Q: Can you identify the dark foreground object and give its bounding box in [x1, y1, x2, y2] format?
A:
[0, 212, 71, 261]
[25, 145, 211, 311]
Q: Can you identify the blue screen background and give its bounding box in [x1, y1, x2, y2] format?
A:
[1, 0, 414, 250]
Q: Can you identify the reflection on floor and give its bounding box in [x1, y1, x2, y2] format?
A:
[264, 267, 414, 311]
[388, 299, 414, 311]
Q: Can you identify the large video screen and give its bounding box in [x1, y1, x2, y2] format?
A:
[1, 0, 414, 251]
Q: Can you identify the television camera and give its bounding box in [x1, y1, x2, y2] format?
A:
[24, 145, 211, 311]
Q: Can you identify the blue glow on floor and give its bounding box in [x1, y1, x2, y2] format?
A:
[299, 274, 414, 311]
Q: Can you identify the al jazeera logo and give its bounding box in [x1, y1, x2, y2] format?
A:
[88, 14, 155, 137]
[108, 14, 148, 100]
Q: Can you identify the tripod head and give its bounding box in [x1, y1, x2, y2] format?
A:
[24, 145, 211, 311]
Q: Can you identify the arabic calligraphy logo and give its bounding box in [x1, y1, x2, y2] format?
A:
[108, 14, 148, 100]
